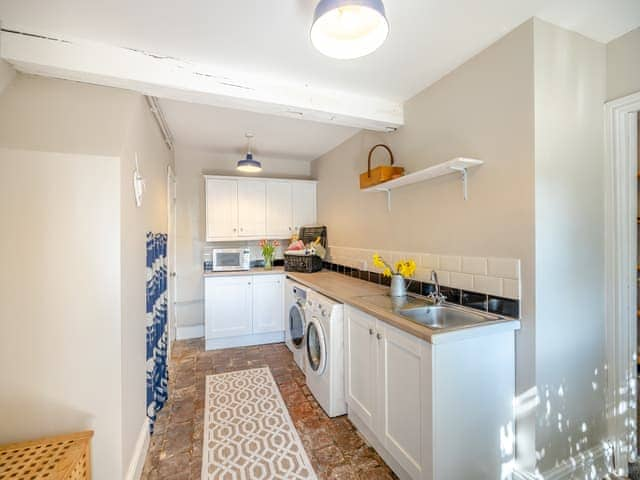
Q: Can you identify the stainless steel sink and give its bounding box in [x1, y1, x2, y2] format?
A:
[355, 294, 502, 330]
[398, 304, 498, 329]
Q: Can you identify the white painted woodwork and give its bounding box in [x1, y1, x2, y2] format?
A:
[204, 276, 252, 339]
[344, 307, 377, 430]
[204, 274, 285, 350]
[291, 182, 317, 231]
[377, 322, 425, 479]
[237, 180, 266, 237]
[204, 175, 316, 241]
[252, 275, 284, 334]
[205, 178, 237, 240]
[266, 181, 293, 237]
[344, 305, 516, 480]
[0, 30, 403, 132]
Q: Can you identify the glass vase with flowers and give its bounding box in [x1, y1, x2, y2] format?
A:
[259, 239, 280, 270]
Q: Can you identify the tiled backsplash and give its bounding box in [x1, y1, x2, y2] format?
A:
[205, 240, 289, 262]
[325, 246, 521, 318]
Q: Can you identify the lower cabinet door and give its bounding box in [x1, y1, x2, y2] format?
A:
[345, 307, 377, 429]
[204, 276, 253, 339]
[252, 275, 284, 333]
[376, 321, 427, 480]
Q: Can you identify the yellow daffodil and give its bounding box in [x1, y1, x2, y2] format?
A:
[372, 253, 386, 269]
[383, 267, 392, 277]
[373, 253, 416, 278]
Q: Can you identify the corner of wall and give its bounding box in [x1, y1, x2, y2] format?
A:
[0, 60, 16, 96]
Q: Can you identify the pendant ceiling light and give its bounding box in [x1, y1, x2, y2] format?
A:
[310, 0, 389, 59]
[237, 133, 262, 173]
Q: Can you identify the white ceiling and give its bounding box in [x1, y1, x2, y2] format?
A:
[1, 0, 638, 157]
[0, 0, 638, 103]
[160, 99, 358, 161]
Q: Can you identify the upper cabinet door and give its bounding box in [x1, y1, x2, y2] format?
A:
[205, 179, 238, 240]
[238, 181, 266, 237]
[266, 181, 293, 237]
[292, 182, 317, 231]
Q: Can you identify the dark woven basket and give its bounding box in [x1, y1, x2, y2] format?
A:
[298, 226, 327, 248]
[284, 254, 323, 273]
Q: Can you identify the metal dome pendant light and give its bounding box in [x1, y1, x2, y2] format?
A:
[310, 0, 389, 59]
[236, 133, 262, 173]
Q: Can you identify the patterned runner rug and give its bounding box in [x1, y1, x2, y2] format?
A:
[201, 367, 317, 479]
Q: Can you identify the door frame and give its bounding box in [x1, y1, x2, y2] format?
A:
[604, 90, 640, 470]
[167, 165, 177, 356]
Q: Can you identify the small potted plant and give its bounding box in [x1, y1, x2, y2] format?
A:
[259, 239, 280, 270]
[372, 253, 416, 297]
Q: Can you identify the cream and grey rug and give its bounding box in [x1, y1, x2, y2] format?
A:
[201, 367, 317, 480]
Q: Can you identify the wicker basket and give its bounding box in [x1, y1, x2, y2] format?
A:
[284, 253, 324, 273]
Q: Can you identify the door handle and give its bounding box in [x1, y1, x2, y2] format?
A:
[170, 272, 177, 277]
[376, 332, 382, 340]
[369, 328, 374, 335]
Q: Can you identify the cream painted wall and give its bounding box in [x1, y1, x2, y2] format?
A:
[119, 96, 174, 476]
[606, 27, 640, 101]
[533, 19, 606, 474]
[174, 146, 311, 331]
[0, 73, 174, 479]
[0, 59, 15, 94]
[312, 18, 608, 476]
[0, 148, 123, 479]
[0, 73, 137, 155]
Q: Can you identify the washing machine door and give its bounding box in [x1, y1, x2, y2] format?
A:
[306, 318, 327, 375]
[289, 303, 306, 349]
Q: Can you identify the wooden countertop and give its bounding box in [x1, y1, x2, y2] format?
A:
[286, 270, 520, 345]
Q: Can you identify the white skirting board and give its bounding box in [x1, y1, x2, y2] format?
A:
[125, 419, 150, 480]
[176, 324, 204, 340]
[205, 332, 284, 351]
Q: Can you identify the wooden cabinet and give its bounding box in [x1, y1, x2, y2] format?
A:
[266, 181, 293, 237]
[205, 176, 316, 241]
[204, 273, 285, 350]
[345, 307, 377, 429]
[292, 182, 317, 231]
[237, 180, 266, 237]
[344, 305, 516, 480]
[252, 274, 284, 333]
[204, 275, 253, 339]
[205, 178, 238, 240]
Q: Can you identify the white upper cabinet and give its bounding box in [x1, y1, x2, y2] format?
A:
[205, 176, 316, 241]
[266, 181, 294, 237]
[292, 182, 317, 231]
[237, 181, 266, 237]
[205, 178, 238, 240]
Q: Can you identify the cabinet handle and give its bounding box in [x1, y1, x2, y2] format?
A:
[233, 228, 237, 232]
[376, 332, 382, 340]
[369, 328, 374, 335]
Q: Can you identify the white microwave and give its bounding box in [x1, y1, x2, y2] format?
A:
[211, 248, 251, 271]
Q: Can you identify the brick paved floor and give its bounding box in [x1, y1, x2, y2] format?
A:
[141, 339, 396, 479]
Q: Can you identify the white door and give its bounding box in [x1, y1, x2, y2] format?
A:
[204, 276, 252, 339]
[345, 306, 377, 429]
[376, 321, 425, 479]
[252, 275, 284, 334]
[292, 182, 316, 231]
[238, 180, 266, 237]
[205, 178, 238, 240]
[167, 166, 177, 355]
[266, 181, 293, 237]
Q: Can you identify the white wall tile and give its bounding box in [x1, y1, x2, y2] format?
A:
[462, 256, 488, 275]
[434, 270, 450, 286]
[503, 279, 520, 299]
[473, 275, 503, 296]
[414, 267, 431, 282]
[440, 255, 462, 272]
[487, 257, 520, 279]
[421, 254, 439, 269]
[450, 272, 473, 290]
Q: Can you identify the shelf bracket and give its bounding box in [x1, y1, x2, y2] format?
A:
[450, 166, 469, 200]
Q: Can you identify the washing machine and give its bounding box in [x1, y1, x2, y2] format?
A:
[285, 279, 309, 373]
[304, 290, 346, 417]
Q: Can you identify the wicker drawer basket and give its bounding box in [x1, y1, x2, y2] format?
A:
[0, 430, 93, 480]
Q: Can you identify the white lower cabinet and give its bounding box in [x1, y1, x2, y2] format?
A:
[344, 306, 516, 480]
[204, 274, 285, 350]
